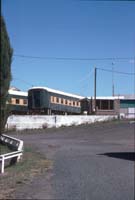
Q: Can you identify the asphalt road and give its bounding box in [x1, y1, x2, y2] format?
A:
[12, 121, 134, 200]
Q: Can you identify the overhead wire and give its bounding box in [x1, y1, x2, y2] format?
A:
[11, 55, 135, 95]
[11, 77, 34, 87]
[96, 67, 135, 76]
[78, 68, 94, 96]
[13, 54, 134, 61]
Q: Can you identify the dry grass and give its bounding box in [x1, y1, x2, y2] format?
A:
[0, 146, 52, 199]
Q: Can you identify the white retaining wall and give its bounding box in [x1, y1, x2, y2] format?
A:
[5, 115, 118, 131]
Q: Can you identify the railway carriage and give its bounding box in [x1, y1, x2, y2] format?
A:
[8, 88, 28, 114]
[28, 87, 83, 115]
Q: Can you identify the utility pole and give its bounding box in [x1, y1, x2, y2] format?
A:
[112, 63, 115, 96]
[94, 67, 97, 113]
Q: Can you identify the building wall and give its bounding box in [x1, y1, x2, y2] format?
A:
[120, 100, 135, 108]
[92, 99, 120, 115]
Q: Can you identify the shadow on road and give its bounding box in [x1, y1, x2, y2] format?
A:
[99, 152, 135, 161]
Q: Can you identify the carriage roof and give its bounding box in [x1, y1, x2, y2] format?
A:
[29, 86, 84, 99]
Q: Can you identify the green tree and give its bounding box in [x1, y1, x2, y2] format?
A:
[0, 15, 13, 132]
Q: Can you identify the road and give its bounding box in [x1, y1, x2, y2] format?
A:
[12, 121, 134, 200]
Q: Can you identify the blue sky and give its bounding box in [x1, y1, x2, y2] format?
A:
[2, 0, 135, 97]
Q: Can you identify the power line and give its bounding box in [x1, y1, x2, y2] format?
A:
[13, 54, 134, 61]
[79, 68, 94, 83]
[97, 67, 135, 75]
[12, 77, 34, 87]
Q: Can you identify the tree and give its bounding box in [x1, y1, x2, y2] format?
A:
[0, 15, 13, 132]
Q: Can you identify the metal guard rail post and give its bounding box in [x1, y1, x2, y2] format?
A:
[0, 150, 23, 173]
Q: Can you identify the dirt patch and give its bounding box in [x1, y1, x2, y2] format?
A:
[0, 145, 52, 199]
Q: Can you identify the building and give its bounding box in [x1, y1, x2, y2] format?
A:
[81, 95, 135, 118]
[119, 95, 135, 118]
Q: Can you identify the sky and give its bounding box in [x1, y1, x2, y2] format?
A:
[2, 0, 135, 97]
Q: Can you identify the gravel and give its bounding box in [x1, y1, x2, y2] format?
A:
[8, 120, 134, 200]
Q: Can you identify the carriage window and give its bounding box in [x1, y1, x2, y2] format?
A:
[51, 96, 54, 102]
[16, 99, 20, 104]
[23, 99, 27, 105]
[28, 94, 32, 107]
[33, 90, 41, 107]
[56, 97, 59, 103]
[8, 98, 12, 103]
[77, 102, 80, 107]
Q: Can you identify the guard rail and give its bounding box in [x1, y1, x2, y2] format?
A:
[0, 134, 23, 174]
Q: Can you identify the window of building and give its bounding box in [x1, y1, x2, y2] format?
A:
[65, 99, 68, 105]
[16, 99, 20, 104]
[101, 100, 108, 110]
[61, 98, 64, 104]
[110, 100, 114, 110]
[73, 101, 75, 106]
[96, 100, 100, 109]
[96, 100, 114, 110]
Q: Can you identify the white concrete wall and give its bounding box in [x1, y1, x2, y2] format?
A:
[120, 108, 135, 119]
[128, 108, 135, 119]
[6, 115, 118, 131]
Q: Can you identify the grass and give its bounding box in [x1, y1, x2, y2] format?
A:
[5, 118, 126, 136]
[0, 143, 12, 154]
[0, 145, 52, 199]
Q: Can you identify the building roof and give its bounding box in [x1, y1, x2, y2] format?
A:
[87, 96, 125, 100]
[121, 94, 135, 100]
[29, 86, 84, 99]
